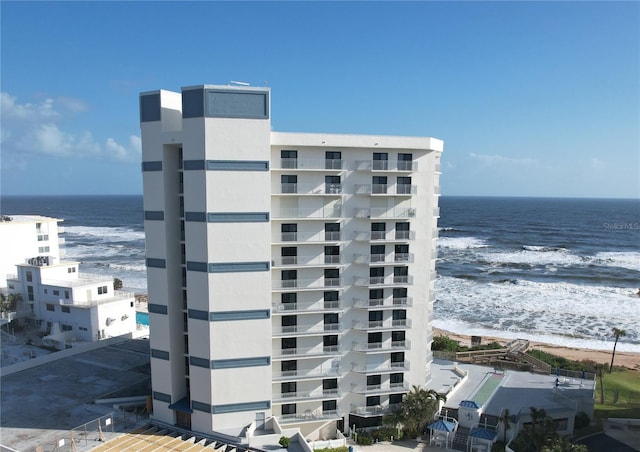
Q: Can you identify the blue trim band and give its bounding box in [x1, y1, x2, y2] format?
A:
[153, 391, 171, 403]
[211, 357, 271, 369]
[151, 349, 170, 360]
[187, 261, 270, 273]
[144, 211, 164, 221]
[190, 356, 211, 368]
[183, 160, 205, 170]
[148, 304, 168, 315]
[207, 160, 269, 171]
[188, 309, 209, 320]
[191, 400, 212, 413]
[208, 212, 270, 223]
[146, 258, 166, 268]
[142, 161, 163, 171]
[211, 400, 271, 414]
[185, 212, 206, 222]
[211, 310, 270, 321]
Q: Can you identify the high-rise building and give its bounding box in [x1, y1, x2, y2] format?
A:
[140, 85, 442, 440]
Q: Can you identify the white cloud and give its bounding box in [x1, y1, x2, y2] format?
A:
[469, 152, 538, 166]
[1, 91, 139, 162]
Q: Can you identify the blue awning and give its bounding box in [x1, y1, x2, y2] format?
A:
[427, 420, 456, 432]
[169, 396, 193, 413]
[460, 400, 482, 409]
[469, 427, 497, 440]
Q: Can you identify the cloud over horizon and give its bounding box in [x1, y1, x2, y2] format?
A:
[0, 92, 141, 167]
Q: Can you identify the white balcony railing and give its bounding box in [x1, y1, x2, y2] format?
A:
[277, 410, 341, 423]
[276, 183, 343, 195]
[273, 345, 342, 359]
[354, 160, 418, 172]
[353, 253, 414, 265]
[273, 323, 342, 336]
[274, 207, 342, 219]
[354, 208, 416, 219]
[353, 297, 413, 309]
[351, 361, 410, 373]
[352, 382, 409, 395]
[352, 319, 411, 330]
[272, 300, 342, 313]
[273, 278, 343, 290]
[353, 231, 416, 242]
[353, 276, 414, 287]
[279, 231, 342, 243]
[272, 364, 340, 381]
[274, 388, 341, 402]
[271, 255, 342, 267]
[351, 340, 411, 352]
[276, 158, 344, 171]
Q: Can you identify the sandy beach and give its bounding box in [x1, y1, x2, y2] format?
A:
[433, 327, 640, 371]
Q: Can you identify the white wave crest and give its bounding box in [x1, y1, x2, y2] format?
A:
[438, 237, 489, 250]
[65, 225, 145, 243]
[594, 252, 640, 272]
[435, 276, 640, 352]
[479, 249, 583, 267]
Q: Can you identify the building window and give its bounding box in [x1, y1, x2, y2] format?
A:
[281, 247, 297, 265]
[281, 150, 298, 169]
[26, 271, 33, 282]
[38, 246, 50, 253]
[46, 304, 55, 312]
[61, 324, 72, 331]
[67, 267, 76, 273]
[281, 175, 297, 193]
[389, 393, 404, 405]
[323, 400, 337, 412]
[325, 151, 342, 169]
[281, 403, 296, 415]
[281, 382, 297, 395]
[281, 223, 297, 241]
[397, 176, 412, 194]
[371, 222, 386, 240]
[98, 286, 108, 295]
[373, 152, 388, 170]
[372, 176, 387, 194]
[395, 222, 410, 240]
[325, 222, 340, 241]
[366, 396, 381, 407]
[79, 327, 88, 331]
[53, 290, 60, 296]
[61, 306, 70, 313]
[397, 153, 413, 171]
[325, 175, 341, 193]
[64, 290, 70, 299]
[37, 234, 49, 241]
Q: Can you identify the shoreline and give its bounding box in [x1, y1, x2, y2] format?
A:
[433, 327, 640, 371]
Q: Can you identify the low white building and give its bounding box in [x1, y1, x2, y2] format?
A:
[1, 215, 136, 348]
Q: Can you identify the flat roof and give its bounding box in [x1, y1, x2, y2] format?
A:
[0, 215, 63, 225]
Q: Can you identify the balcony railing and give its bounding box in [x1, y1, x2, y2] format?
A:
[350, 404, 402, 417]
[279, 231, 342, 243]
[273, 323, 342, 336]
[271, 255, 342, 267]
[273, 278, 344, 290]
[274, 207, 342, 219]
[272, 300, 342, 313]
[351, 361, 410, 373]
[276, 158, 344, 171]
[351, 382, 409, 395]
[273, 364, 340, 381]
[276, 183, 343, 195]
[352, 319, 411, 331]
[277, 410, 341, 424]
[353, 253, 414, 265]
[273, 345, 342, 359]
[274, 388, 341, 402]
[355, 160, 418, 172]
[353, 297, 413, 309]
[353, 276, 414, 287]
[354, 208, 416, 219]
[353, 231, 416, 242]
[351, 340, 411, 352]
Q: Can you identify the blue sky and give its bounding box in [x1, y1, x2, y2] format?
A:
[1, 1, 638, 198]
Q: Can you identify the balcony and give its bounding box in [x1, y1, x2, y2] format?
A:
[351, 382, 409, 395]
[350, 404, 402, 417]
[354, 184, 416, 196]
[272, 300, 343, 314]
[277, 410, 342, 424]
[353, 297, 413, 309]
[271, 255, 343, 268]
[277, 231, 342, 244]
[351, 340, 411, 353]
[351, 361, 410, 373]
[274, 388, 341, 403]
[352, 319, 411, 331]
[273, 323, 342, 337]
[273, 207, 342, 220]
[354, 208, 415, 219]
[273, 345, 342, 359]
[353, 253, 414, 265]
[353, 231, 416, 242]
[272, 364, 340, 381]
[275, 183, 344, 196]
[354, 160, 418, 172]
[273, 278, 343, 291]
[275, 158, 345, 171]
[353, 275, 414, 287]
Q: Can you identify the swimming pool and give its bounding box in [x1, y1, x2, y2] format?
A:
[136, 311, 149, 326]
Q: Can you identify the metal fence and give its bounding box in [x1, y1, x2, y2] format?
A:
[33, 413, 116, 452]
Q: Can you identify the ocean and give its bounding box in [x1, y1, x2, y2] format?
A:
[1, 195, 638, 353]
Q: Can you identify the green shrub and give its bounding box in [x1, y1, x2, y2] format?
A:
[575, 411, 590, 430]
[371, 426, 401, 441]
[278, 436, 291, 448]
[356, 432, 373, 445]
[431, 335, 460, 352]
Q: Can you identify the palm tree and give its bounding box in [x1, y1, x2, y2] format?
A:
[499, 408, 511, 444]
[399, 386, 447, 437]
[609, 327, 627, 373]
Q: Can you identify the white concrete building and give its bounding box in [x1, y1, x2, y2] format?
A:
[140, 85, 443, 441]
[1, 215, 136, 348]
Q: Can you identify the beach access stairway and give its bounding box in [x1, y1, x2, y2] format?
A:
[452, 339, 552, 374]
[451, 426, 470, 451]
